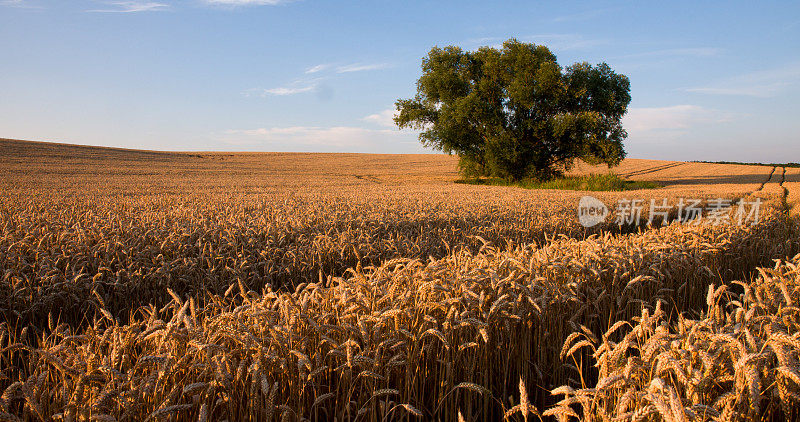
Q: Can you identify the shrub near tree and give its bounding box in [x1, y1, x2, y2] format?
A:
[395, 38, 632, 182]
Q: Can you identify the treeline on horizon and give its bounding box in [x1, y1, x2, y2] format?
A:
[691, 160, 800, 167]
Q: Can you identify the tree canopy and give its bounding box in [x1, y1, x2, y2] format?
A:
[395, 39, 631, 182]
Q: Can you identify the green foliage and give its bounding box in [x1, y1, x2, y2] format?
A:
[396, 39, 632, 182]
[456, 173, 659, 192]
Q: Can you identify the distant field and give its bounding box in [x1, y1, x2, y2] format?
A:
[1, 138, 799, 421]
[2, 138, 793, 199]
[3, 137, 795, 210]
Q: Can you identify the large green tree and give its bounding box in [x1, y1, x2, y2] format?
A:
[395, 39, 631, 182]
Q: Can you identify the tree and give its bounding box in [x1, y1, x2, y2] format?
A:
[394, 39, 631, 182]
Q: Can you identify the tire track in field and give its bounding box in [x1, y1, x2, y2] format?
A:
[735, 166, 776, 207]
[745, 166, 792, 214]
[753, 166, 776, 193]
[779, 166, 791, 213]
[354, 174, 382, 184]
[622, 162, 685, 178]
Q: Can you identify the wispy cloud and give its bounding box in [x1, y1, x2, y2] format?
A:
[685, 85, 787, 97]
[297, 62, 390, 75]
[246, 62, 390, 100]
[87, 1, 169, 12]
[362, 107, 397, 128]
[305, 64, 331, 74]
[223, 126, 402, 149]
[265, 86, 316, 96]
[684, 62, 800, 97]
[623, 105, 732, 141]
[244, 83, 317, 97]
[336, 63, 390, 73]
[1, 0, 42, 8]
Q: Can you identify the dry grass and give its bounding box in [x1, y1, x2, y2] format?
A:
[0, 138, 798, 421]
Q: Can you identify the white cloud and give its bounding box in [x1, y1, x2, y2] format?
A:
[87, 1, 169, 12]
[363, 108, 397, 128]
[336, 63, 390, 73]
[223, 126, 402, 149]
[264, 85, 316, 96]
[685, 62, 800, 97]
[2, 0, 42, 8]
[305, 64, 330, 74]
[244, 80, 319, 97]
[623, 105, 731, 141]
[684, 85, 788, 97]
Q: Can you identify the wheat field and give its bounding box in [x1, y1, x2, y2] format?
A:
[1, 138, 798, 421]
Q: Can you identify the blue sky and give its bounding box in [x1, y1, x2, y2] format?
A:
[1, 0, 799, 161]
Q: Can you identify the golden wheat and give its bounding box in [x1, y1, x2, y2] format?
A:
[550, 253, 800, 421]
[0, 213, 797, 420]
[1, 139, 798, 421]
